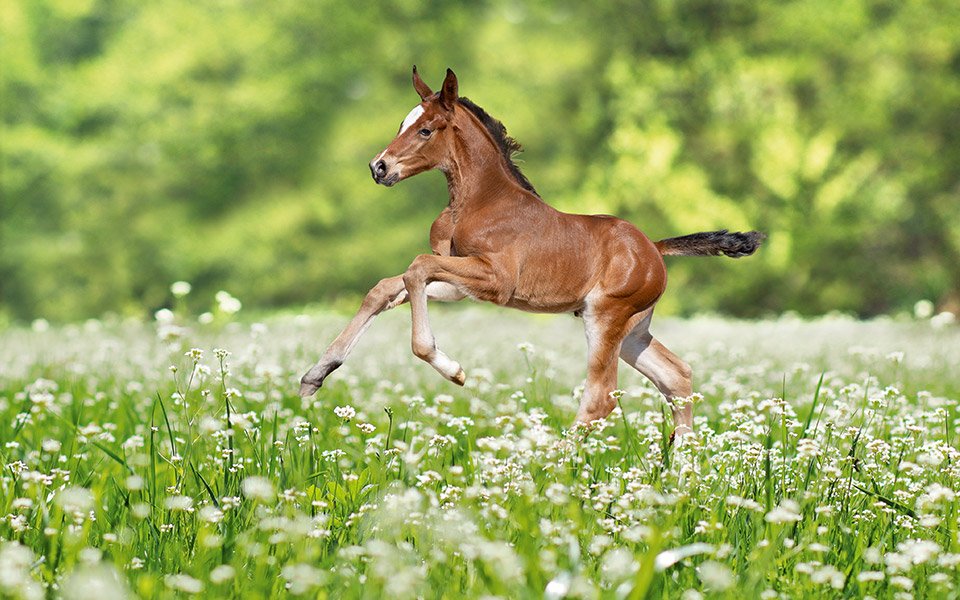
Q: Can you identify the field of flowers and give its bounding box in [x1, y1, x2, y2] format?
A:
[1, 306, 959, 599]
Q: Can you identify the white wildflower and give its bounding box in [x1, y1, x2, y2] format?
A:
[0, 542, 43, 600]
[914, 299, 934, 319]
[697, 561, 734, 591]
[898, 539, 940, 565]
[655, 543, 714, 571]
[544, 483, 569, 505]
[544, 572, 572, 600]
[241, 476, 275, 502]
[199, 506, 224, 524]
[122, 435, 144, 451]
[57, 487, 95, 514]
[889, 575, 914, 590]
[810, 565, 845, 589]
[796, 438, 820, 459]
[415, 471, 443, 487]
[78, 548, 102, 564]
[61, 564, 129, 600]
[931, 311, 955, 329]
[333, 405, 356, 420]
[765, 499, 802, 524]
[209, 565, 235, 584]
[601, 548, 637, 582]
[165, 574, 203, 594]
[588, 535, 612, 556]
[281, 563, 325, 595]
[917, 483, 955, 509]
[215, 291, 242, 315]
[171, 281, 192, 297]
[164, 496, 194, 512]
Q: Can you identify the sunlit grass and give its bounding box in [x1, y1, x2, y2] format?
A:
[1, 308, 958, 598]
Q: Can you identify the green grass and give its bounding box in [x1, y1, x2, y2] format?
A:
[1, 308, 959, 599]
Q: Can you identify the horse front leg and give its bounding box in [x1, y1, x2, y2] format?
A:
[402, 254, 500, 385]
[299, 276, 406, 396]
[299, 275, 465, 396]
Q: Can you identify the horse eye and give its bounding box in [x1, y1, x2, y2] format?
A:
[418, 128, 432, 137]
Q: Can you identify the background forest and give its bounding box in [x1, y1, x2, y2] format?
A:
[2, 0, 959, 323]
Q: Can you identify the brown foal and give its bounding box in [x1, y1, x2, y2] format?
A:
[300, 67, 764, 439]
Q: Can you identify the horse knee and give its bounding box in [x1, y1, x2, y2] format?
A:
[404, 255, 431, 283]
[360, 277, 398, 311]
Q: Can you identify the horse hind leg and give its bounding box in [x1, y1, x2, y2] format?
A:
[619, 312, 695, 439]
[575, 311, 631, 424]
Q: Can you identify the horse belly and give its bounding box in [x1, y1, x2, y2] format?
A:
[505, 295, 584, 314]
[506, 264, 593, 313]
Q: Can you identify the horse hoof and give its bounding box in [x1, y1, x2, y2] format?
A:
[669, 425, 695, 446]
[299, 379, 321, 397]
[298, 361, 343, 397]
[452, 368, 466, 386]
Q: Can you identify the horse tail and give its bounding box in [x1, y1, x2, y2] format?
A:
[655, 229, 765, 258]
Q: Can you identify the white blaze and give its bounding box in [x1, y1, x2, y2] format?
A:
[399, 105, 425, 134]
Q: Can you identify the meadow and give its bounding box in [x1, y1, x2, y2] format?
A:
[1, 306, 959, 599]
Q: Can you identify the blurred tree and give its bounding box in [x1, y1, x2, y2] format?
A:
[575, 0, 960, 315]
[1, 0, 958, 322]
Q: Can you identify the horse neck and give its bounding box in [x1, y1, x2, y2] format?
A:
[442, 108, 522, 215]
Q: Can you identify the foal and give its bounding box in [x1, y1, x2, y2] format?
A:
[300, 67, 764, 438]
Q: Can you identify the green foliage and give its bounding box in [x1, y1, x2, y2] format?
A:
[2, 0, 959, 321]
[1, 310, 959, 597]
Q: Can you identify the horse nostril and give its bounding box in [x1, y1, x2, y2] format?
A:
[375, 160, 387, 177]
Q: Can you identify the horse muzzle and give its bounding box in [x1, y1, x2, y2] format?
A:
[369, 158, 400, 187]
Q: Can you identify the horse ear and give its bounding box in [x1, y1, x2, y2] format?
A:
[412, 65, 432, 100]
[439, 68, 458, 111]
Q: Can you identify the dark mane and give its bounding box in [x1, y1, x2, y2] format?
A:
[456, 97, 539, 196]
